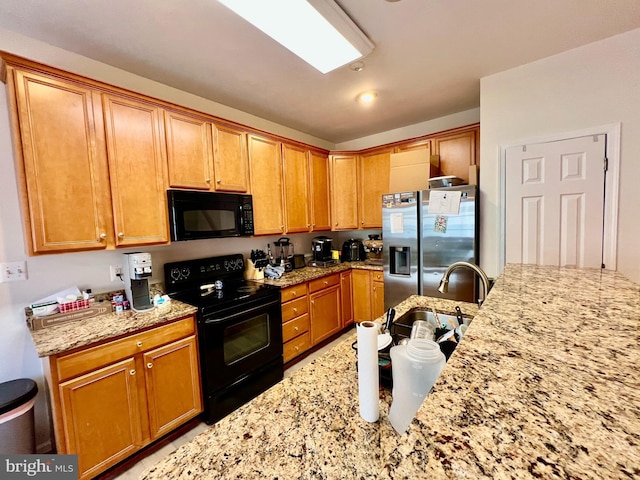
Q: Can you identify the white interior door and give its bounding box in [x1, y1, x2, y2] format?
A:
[505, 135, 606, 268]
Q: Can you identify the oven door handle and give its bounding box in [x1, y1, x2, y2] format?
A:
[203, 298, 281, 324]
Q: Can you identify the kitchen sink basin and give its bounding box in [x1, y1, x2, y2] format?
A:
[391, 308, 473, 340]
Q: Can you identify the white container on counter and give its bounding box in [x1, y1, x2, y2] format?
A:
[388, 339, 446, 434]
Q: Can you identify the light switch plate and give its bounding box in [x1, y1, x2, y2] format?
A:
[0, 261, 28, 282]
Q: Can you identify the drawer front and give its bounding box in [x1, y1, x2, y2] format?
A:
[308, 273, 340, 293]
[282, 314, 310, 343]
[371, 271, 383, 282]
[281, 296, 308, 323]
[281, 283, 308, 302]
[55, 316, 196, 382]
[283, 332, 311, 363]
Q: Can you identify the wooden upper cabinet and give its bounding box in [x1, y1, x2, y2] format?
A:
[308, 151, 331, 231]
[248, 134, 284, 235]
[164, 109, 214, 190]
[8, 68, 112, 254]
[433, 130, 477, 184]
[394, 139, 432, 154]
[102, 94, 169, 247]
[212, 123, 250, 192]
[359, 149, 391, 229]
[282, 143, 310, 233]
[329, 155, 359, 230]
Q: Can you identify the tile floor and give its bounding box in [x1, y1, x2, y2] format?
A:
[105, 329, 354, 480]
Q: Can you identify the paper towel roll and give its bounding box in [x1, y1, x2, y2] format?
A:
[357, 321, 380, 422]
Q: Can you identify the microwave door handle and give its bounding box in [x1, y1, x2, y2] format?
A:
[239, 204, 244, 233]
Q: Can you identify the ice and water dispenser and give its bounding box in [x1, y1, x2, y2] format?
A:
[389, 246, 411, 276]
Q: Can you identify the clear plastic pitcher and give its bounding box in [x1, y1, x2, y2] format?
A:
[388, 339, 446, 434]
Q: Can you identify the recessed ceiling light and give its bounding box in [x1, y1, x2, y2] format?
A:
[357, 91, 378, 104]
[219, 0, 374, 74]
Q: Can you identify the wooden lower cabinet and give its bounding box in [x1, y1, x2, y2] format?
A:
[352, 269, 385, 322]
[48, 316, 202, 480]
[340, 271, 353, 327]
[281, 284, 310, 363]
[309, 274, 342, 344]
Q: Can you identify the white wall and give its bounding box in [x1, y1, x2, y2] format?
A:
[480, 28, 640, 282]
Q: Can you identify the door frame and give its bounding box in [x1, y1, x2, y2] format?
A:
[498, 123, 620, 271]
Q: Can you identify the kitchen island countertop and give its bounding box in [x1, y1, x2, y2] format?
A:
[142, 264, 639, 479]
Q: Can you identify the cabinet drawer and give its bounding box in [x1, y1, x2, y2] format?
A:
[281, 283, 308, 302]
[308, 273, 339, 293]
[55, 316, 196, 382]
[282, 314, 309, 343]
[282, 296, 308, 322]
[371, 271, 383, 282]
[283, 332, 311, 363]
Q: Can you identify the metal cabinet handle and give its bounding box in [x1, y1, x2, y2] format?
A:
[129, 369, 136, 376]
[294, 346, 300, 351]
[206, 178, 211, 183]
[294, 326, 299, 332]
[292, 290, 296, 295]
[293, 307, 298, 313]
[99, 233, 106, 240]
[118, 232, 124, 238]
[136, 341, 143, 347]
[216, 179, 221, 184]
[147, 362, 153, 369]
[324, 280, 328, 285]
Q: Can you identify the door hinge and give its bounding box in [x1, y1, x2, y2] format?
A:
[602, 263, 605, 269]
[603, 157, 609, 172]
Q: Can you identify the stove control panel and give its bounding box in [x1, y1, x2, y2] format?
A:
[164, 254, 245, 290]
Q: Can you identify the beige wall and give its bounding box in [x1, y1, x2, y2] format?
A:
[480, 28, 640, 282]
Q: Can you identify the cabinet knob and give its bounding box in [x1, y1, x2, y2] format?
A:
[129, 369, 136, 376]
[361, 220, 365, 225]
[147, 362, 153, 369]
[311, 300, 315, 305]
[216, 179, 221, 184]
[136, 341, 143, 347]
[373, 287, 377, 291]
[294, 326, 299, 332]
[294, 346, 300, 351]
[99, 233, 106, 240]
[335, 222, 338, 226]
[307, 224, 311, 228]
[118, 232, 124, 238]
[292, 290, 296, 295]
[206, 178, 211, 183]
[312, 224, 316, 227]
[293, 307, 298, 313]
[281, 225, 285, 231]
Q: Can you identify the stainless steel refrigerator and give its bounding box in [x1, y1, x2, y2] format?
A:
[382, 185, 479, 309]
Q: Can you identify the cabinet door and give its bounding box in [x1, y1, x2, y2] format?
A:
[372, 280, 385, 320]
[309, 285, 342, 345]
[212, 123, 250, 192]
[359, 150, 390, 229]
[143, 335, 202, 440]
[164, 109, 214, 190]
[103, 94, 170, 246]
[59, 358, 143, 479]
[282, 143, 310, 233]
[10, 69, 111, 253]
[352, 269, 372, 322]
[309, 151, 331, 231]
[433, 130, 477, 184]
[329, 155, 359, 230]
[340, 271, 354, 327]
[248, 134, 285, 235]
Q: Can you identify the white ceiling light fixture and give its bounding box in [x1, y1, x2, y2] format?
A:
[218, 0, 374, 74]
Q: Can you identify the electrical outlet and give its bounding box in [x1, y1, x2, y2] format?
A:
[110, 265, 122, 282]
[0, 261, 28, 282]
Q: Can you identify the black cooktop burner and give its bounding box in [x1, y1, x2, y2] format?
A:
[164, 254, 280, 309]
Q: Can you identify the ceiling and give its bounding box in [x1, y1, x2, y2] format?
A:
[1, 0, 639, 144]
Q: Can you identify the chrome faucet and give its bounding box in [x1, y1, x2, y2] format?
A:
[438, 261, 490, 305]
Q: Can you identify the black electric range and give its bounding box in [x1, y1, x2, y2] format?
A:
[164, 254, 283, 424]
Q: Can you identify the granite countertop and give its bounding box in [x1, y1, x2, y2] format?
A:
[260, 261, 382, 288]
[29, 300, 197, 357]
[142, 264, 639, 479]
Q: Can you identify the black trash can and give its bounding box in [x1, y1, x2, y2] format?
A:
[0, 378, 38, 453]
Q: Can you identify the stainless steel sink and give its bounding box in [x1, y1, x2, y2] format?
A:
[391, 308, 473, 340]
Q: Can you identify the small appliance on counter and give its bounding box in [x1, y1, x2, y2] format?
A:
[273, 237, 294, 272]
[122, 252, 153, 312]
[341, 239, 366, 262]
[364, 234, 383, 265]
[309, 236, 336, 267]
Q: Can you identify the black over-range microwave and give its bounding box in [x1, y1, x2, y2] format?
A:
[167, 189, 254, 241]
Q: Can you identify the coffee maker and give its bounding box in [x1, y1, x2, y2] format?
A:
[310, 236, 335, 267]
[123, 252, 154, 312]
